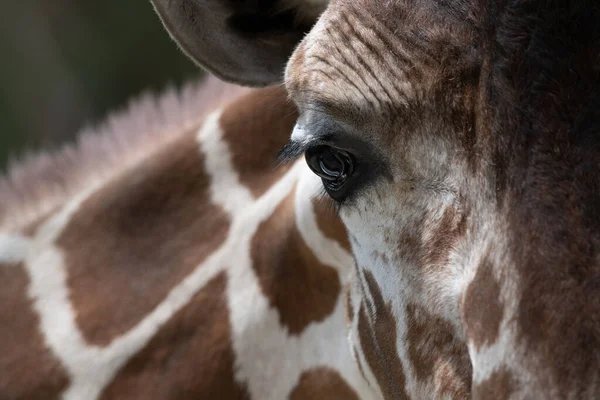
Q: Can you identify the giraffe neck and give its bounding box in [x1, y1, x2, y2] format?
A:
[0, 76, 249, 232]
[0, 83, 374, 399]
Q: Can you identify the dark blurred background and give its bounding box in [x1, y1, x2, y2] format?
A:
[0, 0, 202, 172]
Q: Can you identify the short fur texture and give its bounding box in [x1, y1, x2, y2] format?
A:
[3, 0, 600, 398]
[0, 76, 249, 231]
[283, 0, 600, 398]
[0, 83, 372, 399]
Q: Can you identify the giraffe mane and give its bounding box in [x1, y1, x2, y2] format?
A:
[0, 75, 249, 231]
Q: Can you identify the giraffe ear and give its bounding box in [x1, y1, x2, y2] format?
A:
[151, 0, 326, 87]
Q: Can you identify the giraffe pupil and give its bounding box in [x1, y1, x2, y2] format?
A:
[319, 153, 343, 179]
[305, 145, 355, 196]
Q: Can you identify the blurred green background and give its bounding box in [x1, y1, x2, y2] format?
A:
[0, 0, 202, 172]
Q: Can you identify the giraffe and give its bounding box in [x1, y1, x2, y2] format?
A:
[0, 75, 378, 399]
[152, 0, 600, 398]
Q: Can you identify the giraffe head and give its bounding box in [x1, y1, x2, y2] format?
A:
[154, 0, 600, 398]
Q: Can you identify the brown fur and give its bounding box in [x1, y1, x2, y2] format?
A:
[0, 82, 366, 398]
[422, 205, 468, 268]
[358, 271, 409, 400]
[472, 367, 515, 399]
[220, 87, 298, 198]
[344, 284, 354, 326]
[0, 262, 70, 398]
[250, 187, 341, 335]
[405, 303, 471, 398]
[196, 0, 600, 397]
[462, 257, 504, 351]
[56, 134, 231, 345]
[99, 272, 250, 399]
[312, 196, 352, 252]
[0, 76, 248, 231]
[146, 0, 600, 395]
[290, 367, 360, 400]
[283, 0, 600, 396]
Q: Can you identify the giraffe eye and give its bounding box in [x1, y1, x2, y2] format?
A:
[305, 145, 356, 201]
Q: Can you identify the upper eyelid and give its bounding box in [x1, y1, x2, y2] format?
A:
[277, 131, 341, 163]
[277, 133, 348, 165]
[304, 134, 368, 160]
[288, 111, 370, 158]
[304, 135, 338, 149]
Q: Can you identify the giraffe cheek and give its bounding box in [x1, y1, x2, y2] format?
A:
[355, 271, 410, 399]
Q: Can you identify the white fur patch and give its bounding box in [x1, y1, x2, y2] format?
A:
[291, 123, 313, 144]
[0, 234, 31, 264]
[19, 182, 230, 399]
[228, 163, 374, 399]
[3, 107, 373, 400]
[197, 110, 254, 211]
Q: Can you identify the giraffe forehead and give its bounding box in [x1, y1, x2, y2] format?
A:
[284, 0, 464, 117]
[286, 7, 419, 114]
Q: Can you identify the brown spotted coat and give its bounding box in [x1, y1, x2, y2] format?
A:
[0, 77, 372, 399]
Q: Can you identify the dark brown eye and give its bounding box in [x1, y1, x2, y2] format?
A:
[305, 145, 355, 200]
